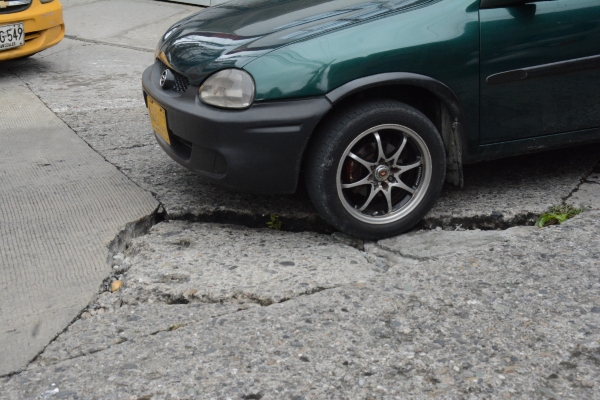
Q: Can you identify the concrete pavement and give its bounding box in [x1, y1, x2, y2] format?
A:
[0, 0, 198, 377]
[1, 0, 600, 398]
[0, 69, 158, 374]
[2, 195, 600, 398]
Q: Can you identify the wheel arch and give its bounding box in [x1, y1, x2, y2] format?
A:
[304, 73, 467, 188]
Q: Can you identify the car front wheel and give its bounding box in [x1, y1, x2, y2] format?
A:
[305, 99, 446, 240]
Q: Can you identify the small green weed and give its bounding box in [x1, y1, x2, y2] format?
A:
[267, 214, 282, 230]
[535, 204, 582, 228]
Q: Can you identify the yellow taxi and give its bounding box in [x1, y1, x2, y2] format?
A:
[0, 0, 64, 61]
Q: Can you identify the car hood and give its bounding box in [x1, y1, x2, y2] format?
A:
[157, 0, 433, 84]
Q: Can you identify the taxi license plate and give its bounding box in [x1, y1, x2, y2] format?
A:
[0, 23, 24, 51]
[147, 96, 170, 145]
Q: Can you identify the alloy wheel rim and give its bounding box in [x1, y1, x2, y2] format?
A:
[336, 124, 432, 225]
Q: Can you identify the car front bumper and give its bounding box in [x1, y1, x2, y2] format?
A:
[0, 0, 64, 61]
[142, 63, 332, 194]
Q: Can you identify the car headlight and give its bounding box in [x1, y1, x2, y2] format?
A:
[199, 69, 255, 109]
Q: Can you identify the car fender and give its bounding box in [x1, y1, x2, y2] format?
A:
[325, 72, 467, 187]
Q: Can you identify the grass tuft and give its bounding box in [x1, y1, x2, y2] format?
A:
[535, 204, 582, 228]
[267, 214, 282, 230]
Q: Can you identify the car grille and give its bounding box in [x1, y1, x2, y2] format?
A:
[0, 0, 32, 14]
[158, 61, 190, 93]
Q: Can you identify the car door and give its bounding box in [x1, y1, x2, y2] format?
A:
[479, 0, 600, 144]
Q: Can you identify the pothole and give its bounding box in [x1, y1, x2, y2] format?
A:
[417, 211, 538, 231]
[164, 208, 542, 237]
[164, 209, 334, 234]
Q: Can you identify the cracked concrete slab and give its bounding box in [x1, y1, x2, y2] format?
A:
[2, 0, 600, 396]
[0, 71, 158, 376]
[2, 212, 599, 398]
[98, 221, 379, 306]
[374, 226, 536, 260]
[34, 302, 246, 368]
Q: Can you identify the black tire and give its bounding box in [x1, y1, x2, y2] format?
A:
[305, 99, 446, 240]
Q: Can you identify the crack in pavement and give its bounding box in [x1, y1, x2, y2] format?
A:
[370, 242, 431, 262]
[17, 283, 350, 371]
[0, 208, 164, 379]
[34, 42, 93, 59]
[22, 309, 228, 370]
[4, 209, 600, 397]
[417, 211, 538, 231]
[2, 214, 374, 375]
[162, 285, 343, 307]
[563, 159, 600, 205]
[8, 68, 152, 199]
[105, 143, 153, 151]
[232, 285, 343, 307]
[0, 307, 90, 379]
[15, 166, 593, 378]
[163, 210, 334, 235]
[64, 35, 153, 53]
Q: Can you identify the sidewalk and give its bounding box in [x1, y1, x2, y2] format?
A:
[0, 71, 158, 375]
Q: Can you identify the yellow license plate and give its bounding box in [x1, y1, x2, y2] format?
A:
[147, 96, 170, 145]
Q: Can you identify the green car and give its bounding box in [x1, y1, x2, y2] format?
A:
[143, 0, 600, 239]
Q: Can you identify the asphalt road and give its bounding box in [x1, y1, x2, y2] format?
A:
[1, 0, 600, 398]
